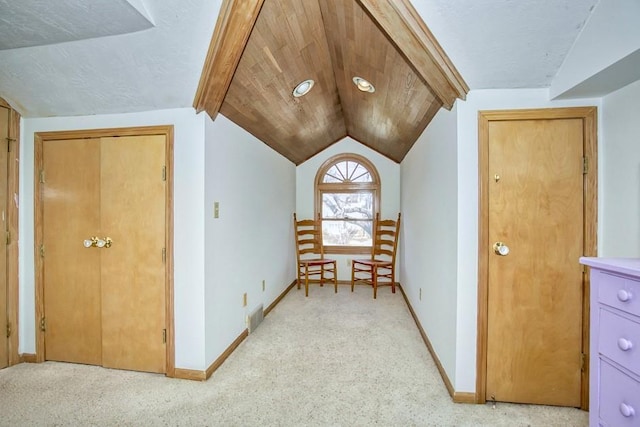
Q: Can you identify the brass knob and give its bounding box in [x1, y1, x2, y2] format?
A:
[96, 237, 113, 248]
[83, 237, 99, 248]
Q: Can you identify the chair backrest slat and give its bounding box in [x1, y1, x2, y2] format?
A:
[294, 213, 325, 260]
[369, 212, 401, 263]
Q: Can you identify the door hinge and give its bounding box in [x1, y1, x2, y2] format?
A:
[581, 353, 586, 371]
[582, 156, 588, 174]
[39, 244, 45, 258]
[6, 321, 11, 338]
[162, 166, 166, 182]
[7, 137, 14, 152]
[39, 169, 45, 183]
[5, 231, 9, 245]
[162, 328, 167, 344]
[39, 317, 46, 332]
[162, 247, 166, 264]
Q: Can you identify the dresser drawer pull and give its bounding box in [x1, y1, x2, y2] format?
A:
[617, 337, 633, 351]
[617, 289, 632, 302]
[620, 402, 635, 418]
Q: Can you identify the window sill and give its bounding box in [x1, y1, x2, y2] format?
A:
[324, 246, 371, 255]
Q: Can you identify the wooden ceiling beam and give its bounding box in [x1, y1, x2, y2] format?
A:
[357, 0, 469, 110]
[193, 0, 265, 119]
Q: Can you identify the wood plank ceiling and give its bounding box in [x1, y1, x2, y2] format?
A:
[194, 0, 468, 165]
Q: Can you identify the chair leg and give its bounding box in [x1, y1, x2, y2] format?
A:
[350, 263, 355, 292]
[373, 268, 378, 299]
[305, 265, 309, 297]
[333, 261, 338, 293]
[391, 267, 396, 294]
[297, 264, 301, 290]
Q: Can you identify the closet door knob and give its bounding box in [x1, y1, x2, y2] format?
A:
[83, 237, 98, 248]
[95, 237, 113, 248]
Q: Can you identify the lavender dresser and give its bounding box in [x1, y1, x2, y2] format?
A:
[580, 257, 640, 426]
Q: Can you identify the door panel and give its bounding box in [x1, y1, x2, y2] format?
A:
[100, 135, 166, 373]
[0, 107, 8, 369]
[43, 139, 102, 365]
[486, 119, 584, 406]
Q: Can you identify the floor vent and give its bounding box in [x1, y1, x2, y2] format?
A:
[248, 304, 264, 334]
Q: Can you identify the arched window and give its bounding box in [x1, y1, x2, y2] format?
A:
[315, 153, 380, 254]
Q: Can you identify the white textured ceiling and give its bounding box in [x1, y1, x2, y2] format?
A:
[0, 0, 599, 117]
[412, 0, 600, 89]
[0, 0, 222, 117]
[0, 0, 154, 50]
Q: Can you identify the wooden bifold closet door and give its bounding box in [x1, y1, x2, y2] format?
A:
[42, 135, 166, 373]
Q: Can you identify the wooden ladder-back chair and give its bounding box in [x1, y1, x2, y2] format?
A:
[351, 213, 401, 299]
[294, 213, 338, 297]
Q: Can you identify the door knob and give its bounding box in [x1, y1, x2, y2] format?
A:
[493, 242, 510, 256]
[83, 236, 112, 248]
[96, 237, 113, 248]
[83, 237, 98, 248]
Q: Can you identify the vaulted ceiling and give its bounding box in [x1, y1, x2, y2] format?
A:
[194, 0, 468, 164]
[0, 0, 601, 163]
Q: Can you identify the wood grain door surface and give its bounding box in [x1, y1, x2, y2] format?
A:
[486, 118, 584, 407]
[100, 136, 166, 373]
[0, 106, 9, 369]
[42, 135, 166, 373]
[43, 138, 102, 365]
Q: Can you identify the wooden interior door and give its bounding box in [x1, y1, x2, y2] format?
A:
[486, 118, 584, 406]
[0, 106, 9, 369]
[42, 138, 102, 365]
[100, 135, 166, 373]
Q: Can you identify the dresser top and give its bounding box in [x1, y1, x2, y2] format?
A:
[580, 257, 640, 277]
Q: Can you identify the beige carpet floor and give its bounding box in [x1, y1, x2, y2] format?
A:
[0, 284, 588, 426]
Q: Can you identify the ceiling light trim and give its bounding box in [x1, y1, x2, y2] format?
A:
[352, 76, 375, 93]
[293, 79, 315, 97]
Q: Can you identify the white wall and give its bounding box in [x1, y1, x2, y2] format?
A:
[20, 108, 208, 370]
[203, 114, 296, 365]
[452, 89, 602, 392]
[296, 137, 401, 281]
[400, 105, 459, 384]
[601, 79, 640, 256]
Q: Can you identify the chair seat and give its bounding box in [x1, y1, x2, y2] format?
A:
[351, 213, 401, 298]
[300, 258, 336, 266]
[352, 259, 392, 267]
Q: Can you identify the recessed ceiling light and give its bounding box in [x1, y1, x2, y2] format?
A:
[292, 79, 315, 97]
[353, 76, 375, 93]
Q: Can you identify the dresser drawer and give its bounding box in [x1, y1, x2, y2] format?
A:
[599, 361, 640, 426]
[598, 271, 640, 317]
[599, 309, 640, 376]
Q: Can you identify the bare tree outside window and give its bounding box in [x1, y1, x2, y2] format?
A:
[315, 154, 380, 253]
